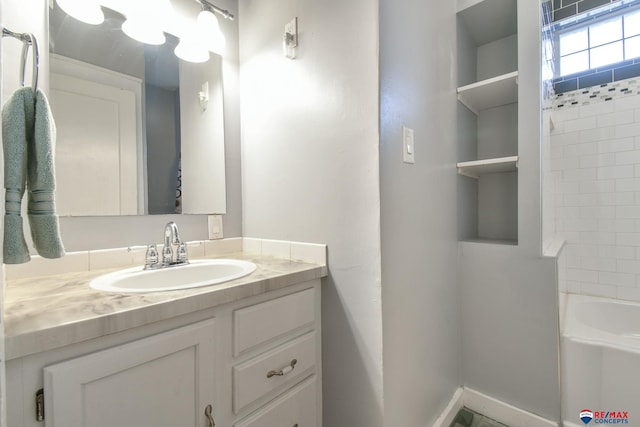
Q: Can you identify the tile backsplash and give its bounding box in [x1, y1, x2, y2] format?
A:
[6, 238, 327, 281]
[551, 76, 640, 302]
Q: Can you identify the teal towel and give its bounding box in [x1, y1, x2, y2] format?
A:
[2, 87, 65, 264]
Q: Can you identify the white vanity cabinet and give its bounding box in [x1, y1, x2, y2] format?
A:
[43, 319, 216, 427]
[5, 279, 322, 427]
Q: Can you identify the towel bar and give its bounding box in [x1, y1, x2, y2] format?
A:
[1, 26, 39, 94]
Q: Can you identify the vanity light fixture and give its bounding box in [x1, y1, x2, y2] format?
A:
[55, 0, 234, 63]
[197, 3, 226, 55]
[120, 0, 170, 45]
[56, 0, 104, 25]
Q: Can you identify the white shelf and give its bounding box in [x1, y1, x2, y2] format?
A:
[457, 0, 517, 45]
[457, 155, 518, 179]
[457, 71, 518, 115]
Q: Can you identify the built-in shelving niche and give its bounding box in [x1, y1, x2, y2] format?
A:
[456, 0, 518, 245]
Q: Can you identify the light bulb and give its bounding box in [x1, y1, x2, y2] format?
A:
[175, 39, 210, 63]
[56, 0, 104, 25]
[197, 9, 226, 55]
[122, 19, 166, 45]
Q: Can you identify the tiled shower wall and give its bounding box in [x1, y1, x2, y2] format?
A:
[551, 78, 640, 301]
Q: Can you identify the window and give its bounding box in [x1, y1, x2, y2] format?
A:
[558, 9, 640, 77]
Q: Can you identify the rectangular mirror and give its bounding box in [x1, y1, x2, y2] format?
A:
[49, 0, 226, 216]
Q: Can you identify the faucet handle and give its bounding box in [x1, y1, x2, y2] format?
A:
[162, 244, 173, 266]
[144, 244, 159, 269]
[176, 242, 189, 264]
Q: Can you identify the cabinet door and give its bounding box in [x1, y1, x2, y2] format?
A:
[43, 319, 216, 427]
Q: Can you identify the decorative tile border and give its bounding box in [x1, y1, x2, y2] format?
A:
[552, 77, 640, 110]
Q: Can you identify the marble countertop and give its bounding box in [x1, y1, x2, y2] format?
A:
[4, 252, 327, 360]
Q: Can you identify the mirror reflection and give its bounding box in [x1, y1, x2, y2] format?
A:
[49, 2, 226, 216]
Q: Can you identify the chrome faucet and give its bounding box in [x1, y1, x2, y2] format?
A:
[144, 221, 189, 270]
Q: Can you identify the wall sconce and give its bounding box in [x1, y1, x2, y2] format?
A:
[283, 17, 298, 60]
[54, 0, 233, 63]
[199, 81, 209, 111]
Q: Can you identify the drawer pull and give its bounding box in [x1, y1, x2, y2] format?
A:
[266, 358, 297, 378]
[205, 404, 215, 427]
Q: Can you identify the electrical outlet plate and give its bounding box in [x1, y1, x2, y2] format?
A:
[208, 215, 224, 240]
[285, 17, 298, 47]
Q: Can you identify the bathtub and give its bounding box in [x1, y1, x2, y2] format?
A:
[561, 294, 639, 427]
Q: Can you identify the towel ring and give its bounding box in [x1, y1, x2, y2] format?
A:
[1, 26, 39, 94]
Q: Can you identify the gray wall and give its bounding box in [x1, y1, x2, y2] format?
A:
[459, 0, 561, 421]
[238, 0, 383, 425]
[379, 0, 461, 425]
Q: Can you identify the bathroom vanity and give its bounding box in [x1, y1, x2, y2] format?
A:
[4, 248, 325, 427]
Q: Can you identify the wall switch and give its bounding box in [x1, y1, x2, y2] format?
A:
[208, 215, 224, 240]
[402, 126, 415, 164]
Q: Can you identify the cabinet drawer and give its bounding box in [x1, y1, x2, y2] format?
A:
[233, 332, 316, 413]
[234, 377, 317, 427]
[233, 288, 315, 355]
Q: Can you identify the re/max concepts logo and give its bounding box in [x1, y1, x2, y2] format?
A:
[580, 409, 629, 424]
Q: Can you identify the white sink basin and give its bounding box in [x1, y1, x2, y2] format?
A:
[90, 259, 257, 293]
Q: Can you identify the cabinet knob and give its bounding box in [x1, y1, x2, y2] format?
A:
[205, 404, 215, 427]
[266, 358, 297, 378]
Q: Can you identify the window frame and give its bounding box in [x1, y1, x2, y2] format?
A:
[554, 3, 640, 78]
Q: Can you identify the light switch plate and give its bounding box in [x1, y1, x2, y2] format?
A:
[402, 126, 415, 164]
[208, 215, 224, 240]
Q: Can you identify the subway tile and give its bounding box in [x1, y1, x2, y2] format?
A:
[567, 280, 582, 293]
[615, 149, 640, 165]
[616, 177, 640, 191]
[564, 193, 597, 206]
[556, 206, 582, 220]
[616, 259, 640, 274]
[553, 0, 563, 10]
[554, 4, 577, 21]
[581, 126, 616, 143]
[581, 256, 616, 271]
[579, 153, 614, 169]
[563, 168, 598, 181]
[617, 232, 640, 246]
[597, 192, 634, 206]
[564, 142, 597, 158]
[552, 107, 580, 123]
[580, 205, 615, 218]
[579, 100, 615, 118]
[615, 94, 640, 111]
[578, 179, 614, 193]
[616, 205, 640, 218]
[566, 243, 599, 257]
[597, 138, 634, 153]
[551, 130, 581, 145]
[568, 268, 599, 282]
[599, 245, 635, 259]
[564, 116, 598, 132]
[578, 0, 613, 13]
[615, 122, 640, 139]
[580, 231, 616, 245]
[551, 156, 580, 171]
[562, 0, 580, 6]
[597, 110, 635, 127]
[578, 71, 613, 89]
[614, 62, 640, 82]
[597, 164, 634, 179]
[599, 271, 635, 287]
[581, 282, 617, 298]
[563, 218, 598, 231]
[616, 286, 640, 302]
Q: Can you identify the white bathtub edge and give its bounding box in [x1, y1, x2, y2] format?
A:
[463, 387, 558, 427]
[431, 387, 464, 427]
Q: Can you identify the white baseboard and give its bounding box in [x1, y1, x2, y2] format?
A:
[463, 387, 558, 427]
[432, 388, 464, 427]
